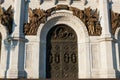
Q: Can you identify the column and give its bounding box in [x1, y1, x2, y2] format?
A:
[99, 0, 115, 78]
[7, 0, 27, 78]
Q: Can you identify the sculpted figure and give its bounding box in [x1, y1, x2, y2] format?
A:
[0, 5, 13, 34]
[25, 6, 102, 36]
[88, 21, 95, 35]
[111, 10, 120, 34]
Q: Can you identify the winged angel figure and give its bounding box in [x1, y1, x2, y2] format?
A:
[24, 8, 46, 35]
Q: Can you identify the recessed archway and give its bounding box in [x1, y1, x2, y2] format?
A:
[38, 12, 90, 79]
[46, 24, 78, 79]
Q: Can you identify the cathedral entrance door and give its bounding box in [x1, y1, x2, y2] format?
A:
[46, 24, 78, 80]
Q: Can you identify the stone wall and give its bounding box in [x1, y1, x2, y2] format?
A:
[0, 0, 120, 79]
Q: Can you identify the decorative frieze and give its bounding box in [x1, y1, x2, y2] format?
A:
[111, 10, 120, 34]
[24, 5, 102, 36]
[0, 5, 13, 34]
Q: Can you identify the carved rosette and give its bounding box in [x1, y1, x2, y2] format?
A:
[24, 5, 102, 36]
[0, 5, 13, 34]
[111, 10, 120, 34]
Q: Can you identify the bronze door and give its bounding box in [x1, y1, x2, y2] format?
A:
[46, 24, 78, 80]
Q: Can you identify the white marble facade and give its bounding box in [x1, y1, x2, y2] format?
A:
[0, 0, 120, 79]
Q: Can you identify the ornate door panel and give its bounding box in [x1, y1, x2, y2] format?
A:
[46, 24, 78, 80]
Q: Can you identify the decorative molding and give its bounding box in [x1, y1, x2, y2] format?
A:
[24, 5, 102, 36]
[111, 10, 120, 35]
[0, 5, 13, 34]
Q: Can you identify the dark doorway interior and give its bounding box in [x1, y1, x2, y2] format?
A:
[46, 24, 78, 80]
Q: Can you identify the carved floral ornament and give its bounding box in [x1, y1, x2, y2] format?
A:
[24, 5, 102, 36]
[111, 10, 120, 35]
[0, 5, 13, 34]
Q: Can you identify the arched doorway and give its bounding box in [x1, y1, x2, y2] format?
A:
[46, 24, 78, 80]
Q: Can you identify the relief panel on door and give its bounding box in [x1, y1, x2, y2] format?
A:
[46, 24, 78, 80]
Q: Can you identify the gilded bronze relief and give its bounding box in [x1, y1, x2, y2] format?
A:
[111, 10, 120, 34]
[24, 5, 102, 36]
[0, 5, 13, 34]
[24, 8, 46, 35]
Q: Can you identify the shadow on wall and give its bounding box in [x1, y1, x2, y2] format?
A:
[113, 31, 120, 78]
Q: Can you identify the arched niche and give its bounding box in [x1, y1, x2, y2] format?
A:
[38, 12, 90, 79]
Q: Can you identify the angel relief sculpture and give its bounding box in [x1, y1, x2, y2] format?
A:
[70, 7, 101, 36]
[24, 5, 102, 36]
[0, 5, 13, 34]
[111, 10, 120, 34]
[24, 8, 46, 35]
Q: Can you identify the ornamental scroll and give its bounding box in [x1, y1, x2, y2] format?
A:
[111, 10, 120, 34]
[24, 5, 102, 36]
[0, 5, 13, 34]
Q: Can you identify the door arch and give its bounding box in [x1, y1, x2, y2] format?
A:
[39, 12, 90, 79]
[46, 24, 78, 80]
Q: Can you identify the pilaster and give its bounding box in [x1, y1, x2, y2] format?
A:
[7, 0, 27, 78]
[99, 0, 115, 78]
